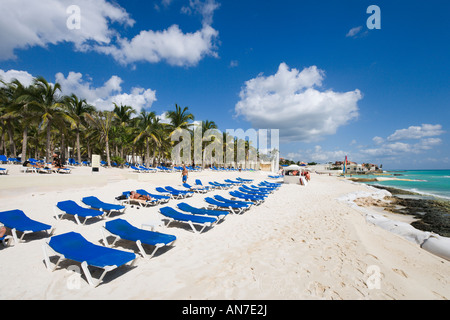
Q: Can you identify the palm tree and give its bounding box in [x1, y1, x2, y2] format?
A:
[166, 104, 195, 134]
[7, 79, 37, 162]
[200, 120, 218, 168]
[134, 110, 161, 167]
[113, 103, 136, 160]
[0, 81, 18, 157]
[85, 110, 117, 166]
[25, 77, 66, 162]
[166, 104, 195, 165]
[223, 131, 235, 167]
[64, 94, 96, 164]
[113, 103, 136, 127]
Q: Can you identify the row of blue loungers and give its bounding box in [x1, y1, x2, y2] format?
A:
[1, 177, 280, 287]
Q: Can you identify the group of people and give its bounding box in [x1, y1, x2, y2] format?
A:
[285, 169, 311, 181]
[22, 153, 68, 171]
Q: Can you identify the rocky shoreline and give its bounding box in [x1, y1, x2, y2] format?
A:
[368, 185, 450, 237]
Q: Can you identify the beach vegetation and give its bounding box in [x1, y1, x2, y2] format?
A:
[0, 76, 278, 168]
[0, 76, 223, 167]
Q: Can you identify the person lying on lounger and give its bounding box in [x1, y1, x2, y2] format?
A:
[52, 153, 69, 170]
[23, 160, 44, 169]
[129, 191, 152, 201]
[0, 225, 6, 238]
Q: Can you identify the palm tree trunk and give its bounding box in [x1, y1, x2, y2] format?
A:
[0, 126, 4, 154]
[105, 135, 111, 166]
[46, 120, 51, 162]
[145, 137, 150, 167]
[7, 123, 16, 157]
[61, 133, 66, 165]
[76, 129, 81, 164]
[22, 127, 28, 162]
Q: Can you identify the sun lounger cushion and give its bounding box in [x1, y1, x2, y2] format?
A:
[0, 209, 52, 233]
[82, 196, 125, 212]
[105, 219, 176, 246]
[160, 207, 216, 224]
[214, 195, 253, 206]
[230, 191, 264, 201]
[48, 232, 136, 268]
[205, 197, 249, 209]
[136, 189, 170, 200]
[57, 200, 105, 218]
[177, 203, 229, 218]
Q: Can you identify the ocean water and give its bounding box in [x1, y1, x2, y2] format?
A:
[362, 170, 450, 200]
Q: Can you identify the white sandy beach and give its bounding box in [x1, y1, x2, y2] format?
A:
[0, 164, 449, 300]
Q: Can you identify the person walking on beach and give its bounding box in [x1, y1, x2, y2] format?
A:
[182, 164, 188, 184]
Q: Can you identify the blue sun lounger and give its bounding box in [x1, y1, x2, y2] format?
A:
[82, 196, 126, 215]
[101, 219, 176, 260]
[195, 179, 205, 187]
[229, 191, 264, 204]
[260, 182, 281, 190]
[250, 184, 276, 192]
[42, 231, 137, 287]
[177, 203, 229, 220]
[213, 195, 254, 207]
[243, 184, 271, 193]
[55, 200, 107, 225]
[121, 191, 159, 207]
[136, 189, 170, 204]
[204, 197, 250, 214]
[130, 165, 145, 173]
[165, 186, 194, 197]
[224, 179, 242, 186]
[209, 181, 232, 189]
[240, 190, 269, 200]
[156, 187, 185, 199]
[0, 209, 55, 245]
[239, 186, 269, 198]
[159, 207, 217, 234]
[182, 183, 208, 193]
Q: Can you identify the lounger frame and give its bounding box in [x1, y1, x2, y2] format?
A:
[8, 226, 56, 245]
[42, 240, 137, 287]
[1, 235, 13, 246]
[205, 197, 249, 214]
[53, 205, 106, 225]
[159, 209, 216, 234]
[100, 225, 176, 260]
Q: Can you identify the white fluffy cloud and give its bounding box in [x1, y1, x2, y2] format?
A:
[0, 68, 157, 111]
[55, 71, 156, 111]
[287, 145, 348, 163]
[97, 0, 220, 66]
[346, 26, 363, 38]
[387, 124, 445, 141]
[182, 0, 221, 25]
[235, 63, 362, 142]
[0, 69, 35, 86]
[363, 124, 445, 158]
[0, 0, 134, 60]
[0, 0, 219, 67]
[95, 24, 219, 67]
[372, 136, 384, 145]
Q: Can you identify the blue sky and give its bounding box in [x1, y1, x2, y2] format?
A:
[0, 0, 449, 169]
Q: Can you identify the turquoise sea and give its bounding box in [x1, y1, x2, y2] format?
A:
[359, 170, 450, 200]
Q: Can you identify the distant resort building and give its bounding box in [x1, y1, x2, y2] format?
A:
[325, 161, 381, 173]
